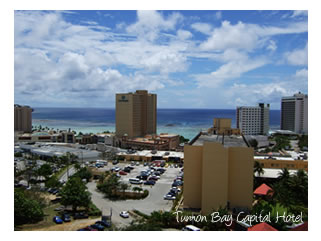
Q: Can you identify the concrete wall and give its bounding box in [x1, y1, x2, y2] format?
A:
[183, 145, 203, 209]
[201, 142, 228, 214]
[228, 147, 253, 210]
[184, 142, 254, 215]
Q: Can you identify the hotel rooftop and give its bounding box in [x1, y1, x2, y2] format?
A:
[191, 132, 249, 148]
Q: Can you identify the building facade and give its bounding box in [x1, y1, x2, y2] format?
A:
[117, 133, 179, 151]
[14, 104, 32, 133]
[212, 118, 241, 135]
[184, 140, 253, 214]
[281, 92, 308, 134]
[236, 103, 270, 135]
[116, 90, 157, 138]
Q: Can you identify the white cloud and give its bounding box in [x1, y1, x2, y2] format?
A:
[284, 43, 308, 66]
[215, 11, 222, 20]
[14, 11, 308, 108]
[191, 22, 212, 35]
[200, 20, 308, 51]
[291, 10, 308, 18]
[177, 29, 192, 40]
[294, 68, 308, 81]
[194, 56, 267, 87]
[126, 10, 183, 41]
[267, 40, 277, 52]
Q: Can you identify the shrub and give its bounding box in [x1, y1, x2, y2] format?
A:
[87, 202, 102, 216]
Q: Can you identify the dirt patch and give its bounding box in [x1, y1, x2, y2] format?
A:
[31, 218, 101, 231]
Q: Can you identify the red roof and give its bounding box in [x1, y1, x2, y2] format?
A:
[292, 222, 308, 231]
[248, 222, 278, 231]
[253, 183, 274, 196]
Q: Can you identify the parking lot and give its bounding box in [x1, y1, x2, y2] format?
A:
[86, 162, 182, 227]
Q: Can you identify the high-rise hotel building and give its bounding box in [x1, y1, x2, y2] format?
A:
[184, 134, 253, 214]
[281, 92, 308, 134]
[115, 90, 157, 138]
[14, 104, 32, 133]
[236, 103, 270, 135]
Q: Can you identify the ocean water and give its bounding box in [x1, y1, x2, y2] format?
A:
[32, 108, 281, 140]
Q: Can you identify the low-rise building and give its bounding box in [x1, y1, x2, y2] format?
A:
[16, 130, 75, 144]
[116, 133, 179, 151]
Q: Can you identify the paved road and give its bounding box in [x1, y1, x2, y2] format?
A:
[59, 166, 76, 183]
[86, 163, 181, 228]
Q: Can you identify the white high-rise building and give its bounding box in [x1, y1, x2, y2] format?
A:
[236, 103, 270, 135]
[281, 92, 308, 134]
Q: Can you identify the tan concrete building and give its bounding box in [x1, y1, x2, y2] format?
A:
[116, 90, 157, 138]
[184, 134, 253, 214]
[212, 118, 241, 135]
[14, 104, 32, 133]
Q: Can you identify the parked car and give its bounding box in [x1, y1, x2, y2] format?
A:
[144, 180, 156, 185]
[157, 168, 166, 173]
[135, 162, 140, 166]
[53, 216, 63, 224]
[62, 213, 71, 222]
[120, 211, 129, 218]
[143, 162, 148, 166]
[129, 178, 143, 184]
[123, 167, 131, 173]
[168, 189, 178, 196]
[90, 223, 104, 231]
[150, 175, 160, 180]
[172, 180, 183, 187]
[54, 206, 65, 211]
[131, 161, 135, 166]
[78, 226, 97, 231]
[171, 187, 181, 192]
[127, 165, 135, 170]
[164, 194, 176, 200]
[154, 171, 161, 176]
[174, 164, 178, 168]
[73, 212, 89, 219]
[95, 220, 111, 228]
[182, 225, 201, 231]
[112, 160, 119, 165]
[119, 170, 127, 175]
[148, 176, 158, 181]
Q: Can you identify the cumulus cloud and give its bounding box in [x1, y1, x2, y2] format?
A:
[177, 29, 193, 40]
[284, 43, 308, 66]
[191, 22, 212, 35]
[126, 10, 183, 41]
[200, 20, 307, 51]
[14, 10, 308, 108]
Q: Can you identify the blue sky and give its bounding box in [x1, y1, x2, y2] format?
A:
[14, 10, 308, 109]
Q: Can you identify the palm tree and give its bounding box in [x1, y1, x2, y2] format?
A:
[278, 168, 290, 181]
[254, 161, 264, 176]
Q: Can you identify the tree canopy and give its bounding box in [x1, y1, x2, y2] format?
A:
[60, 177, 91, 212]
[14, 189, 44, 226]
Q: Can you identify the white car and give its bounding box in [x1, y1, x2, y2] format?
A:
[120, 211, 129, 218]
[164, 194, 176, 200]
